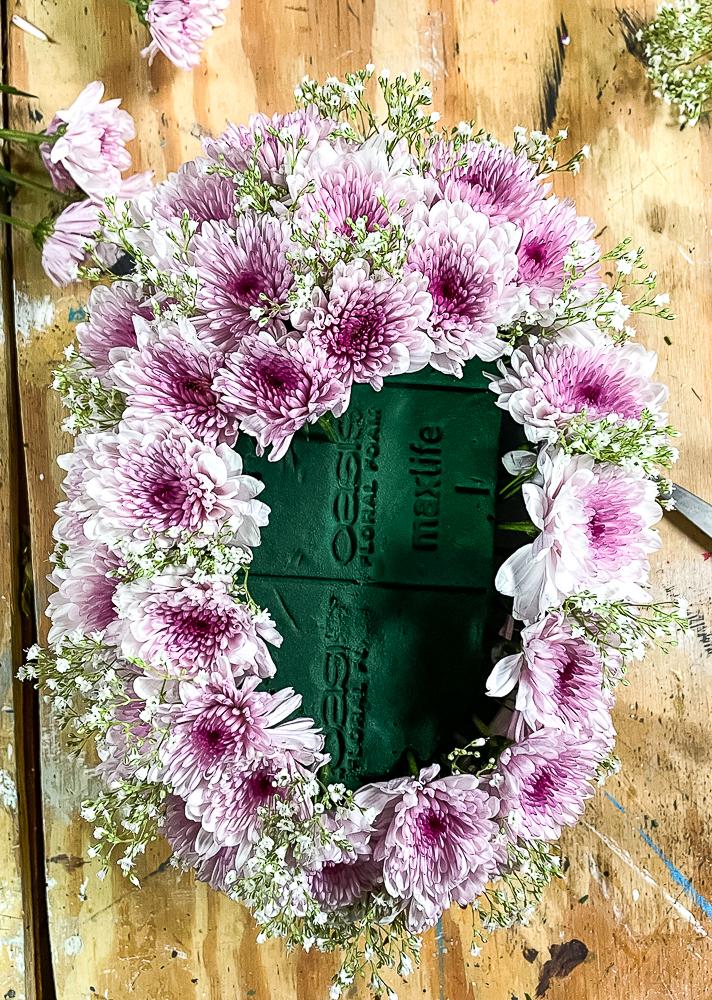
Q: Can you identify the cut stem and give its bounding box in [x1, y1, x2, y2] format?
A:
[0, 165, 73, 197]
[0, 211, 35, 232]
[0, 127, 51, 145]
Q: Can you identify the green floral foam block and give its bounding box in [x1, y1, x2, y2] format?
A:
[237, 365, 502, 787]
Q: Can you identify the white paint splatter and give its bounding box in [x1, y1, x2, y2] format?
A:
[1, 929, 25, 976]
[0, 769, 18, 810]
[583, 821, 708, 937]
[64, 935, 83, 956]
[14, 291, 55, 342]
[46, 877, 57, 890]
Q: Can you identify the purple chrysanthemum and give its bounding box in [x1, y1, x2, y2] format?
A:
[46, 542, 122, 645]
[486, 611, 615, 739]
[112, 318, 240, 446]
[190, 216, 295, 350]
[39, 200, 102, 288]
[296, 261, 433, 389]
[214, 332, 348, 461]
[163, 796, 240, 892]
[290, 136, 424, 235]
[111, 568, 281, 680]
[141, 0, 231, 71]
[491, 329, 668, 440]
[78, 416, 269, 549]
[149, 158, 237, 225]
[515, 198, 601, 312]
[53, 435, 103, 547]
[426, 138, 547, 225]
[495, 449, 663, 622]
[354, 765, 504, 932]
[40, 81, 135, 197]
[307, 858, 382, 912]
[185, 755, 307, 864]
[157, 674, 323, 798]
[76, 282, 155, 381]
[406, 200, 522, 374]
[493, 728, 605, 840]
[202, 108, 340, 188]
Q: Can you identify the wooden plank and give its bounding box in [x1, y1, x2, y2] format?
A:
[0, 230, 27, 996]
[5, 0, 712, 996]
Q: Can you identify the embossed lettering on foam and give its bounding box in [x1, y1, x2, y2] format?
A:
[410, 425, 443, 552]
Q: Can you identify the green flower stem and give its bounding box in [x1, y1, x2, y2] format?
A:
[0, 165, 73, 197]
[0, 128, 52, 146]
[0, 211, 35, 232]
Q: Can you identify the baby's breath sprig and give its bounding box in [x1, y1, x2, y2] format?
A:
[476, 840, 562, 932]
[93, 198, 199, 316]
[640, 0, 712, 125]
[512, 125, 591, 175]
[52, 345, 126, 433]
[560, 409, 680, 476]
[81, 780, 167, 887]
[562, 592, 690, 676]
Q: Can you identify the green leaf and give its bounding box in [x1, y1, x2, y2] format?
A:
[0, 83, 38, 99]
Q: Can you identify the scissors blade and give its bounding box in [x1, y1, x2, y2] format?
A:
[667, 482, 712, 542]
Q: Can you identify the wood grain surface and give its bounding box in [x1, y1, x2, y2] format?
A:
[3, 0, 712, 997]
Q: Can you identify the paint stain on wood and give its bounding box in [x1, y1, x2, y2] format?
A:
[539, 16, 567, 131]
[523, 946, 539, 963]
[535, 939, 588, 997]
[48, 853, 86, 872]
[616, 6, 647, 64]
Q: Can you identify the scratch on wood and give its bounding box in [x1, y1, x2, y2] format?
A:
[582, 820, 709, 936]
[638, 829, 712, 918]
[435, 916, 445, 1000]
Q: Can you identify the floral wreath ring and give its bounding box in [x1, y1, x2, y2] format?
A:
[25, 69, 686, 996]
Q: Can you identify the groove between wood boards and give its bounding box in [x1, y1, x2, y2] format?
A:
[1, 2, 56, 996]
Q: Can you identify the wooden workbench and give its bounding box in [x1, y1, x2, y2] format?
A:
[1, 1, 711, 997]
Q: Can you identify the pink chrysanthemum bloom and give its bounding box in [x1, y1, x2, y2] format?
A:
[307, 858, 382, 912]
[78, 416, 269, 549]
[40, 81, 136, 197]
[39, 172, 154, 287]
[185, 754, 308, 864]
[111, 318, 240, 446]
[39, 201, 101, 287]
[163, 796, 240, 892]
[214, 332, 348, 461]
[148, 158, 236, 225]
[491, 327, 669, 440]
[53, 435, 103, 546]
[515, 198, 602, 313]
[296, 261, 433, 389]
[141, 0, 231, 71]
[354, 765, 504, 932]
[76, 282, 155, 381]
[486, 611, 615, 740]
[426, 138, 547, 225]
[493, 728, 604, 840]
[202, 108, 340, 188]
[112, 569, 281, 680]
[405, 200, 522, 374]
[157, 674, 323, 798]
[495, 450, 663, 622]
[46, 542, 121, 645]
[191, 216, 294, 350]
[289, 135, 423, 235]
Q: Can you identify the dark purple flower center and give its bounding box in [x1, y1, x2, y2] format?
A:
[255, 357, 302, 395]
[331, 307, 386, 361]
[247, 769, 277, 802]
[192, 720, 233, 759]
[151, 480, 187, 511]
[416, 807, 448, 847]
[528, 766, 556, 806]
[228, 270, 268, 305]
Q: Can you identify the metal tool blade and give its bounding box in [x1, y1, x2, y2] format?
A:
[667, 482, 712, 542]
